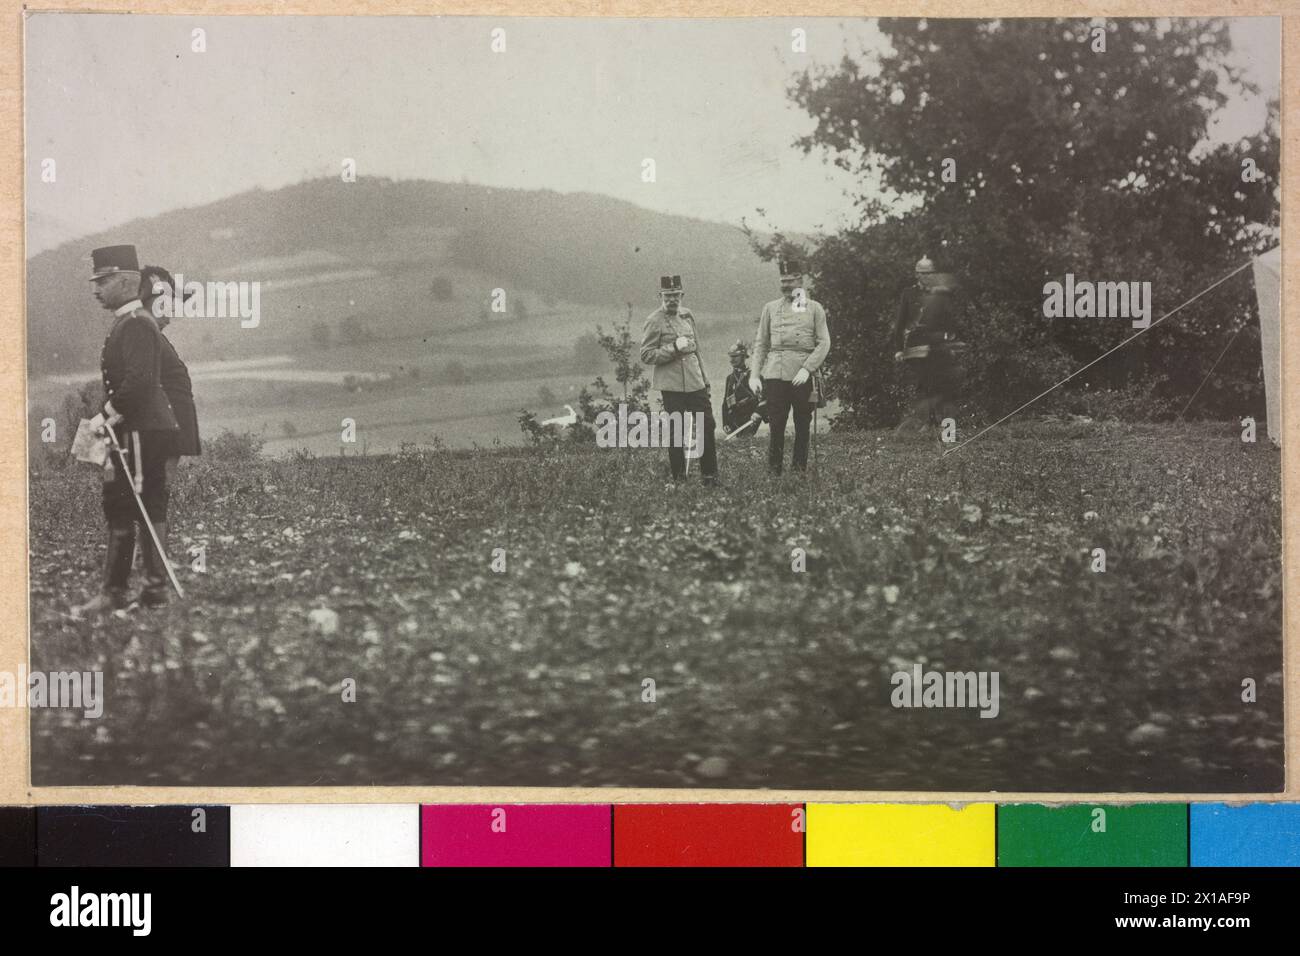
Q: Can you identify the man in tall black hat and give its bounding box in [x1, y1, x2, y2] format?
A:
[639, 274, 719, 484]
[73, 244, 180, 616]
[750, 259, 830, 474]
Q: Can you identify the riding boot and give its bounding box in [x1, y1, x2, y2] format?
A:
[138, 521, 171, 608]
[72, 526, 136, 617]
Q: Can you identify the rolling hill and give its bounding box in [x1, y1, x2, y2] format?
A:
[27, 178, 794, 453]
[26, 177, 780, 374]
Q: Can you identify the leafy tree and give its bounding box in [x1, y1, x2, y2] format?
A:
[519, 317, 652, 444]
[781, 18, 1278, 424]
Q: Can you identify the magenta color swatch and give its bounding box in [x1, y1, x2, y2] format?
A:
[421, 805, 611, 867]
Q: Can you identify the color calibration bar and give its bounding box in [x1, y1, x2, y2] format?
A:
[1, 804, 1297, 867]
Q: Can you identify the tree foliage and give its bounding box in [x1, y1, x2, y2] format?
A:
[780, 18, 1278, 425]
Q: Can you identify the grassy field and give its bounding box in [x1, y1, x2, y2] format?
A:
[29, 297, 762, 456]
[29, 420, 1282, 791]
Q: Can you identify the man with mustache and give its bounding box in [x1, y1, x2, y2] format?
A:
[639, 274, 719, 484]
[750, 259, 830, 475]
[73, 245, 179, 616]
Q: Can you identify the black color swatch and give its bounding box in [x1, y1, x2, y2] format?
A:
[37, 806, 229, 867]
[0, 808, 37, 867]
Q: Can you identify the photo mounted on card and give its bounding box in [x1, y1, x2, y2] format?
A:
[22, 14, 1282, 791]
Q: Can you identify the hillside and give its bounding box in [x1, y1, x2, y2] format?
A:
[26, 177, 779, 373]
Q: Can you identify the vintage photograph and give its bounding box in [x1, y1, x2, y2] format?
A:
[23, 15, 1282, 790]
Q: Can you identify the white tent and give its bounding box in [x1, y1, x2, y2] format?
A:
[1251, 246, 1281, 446]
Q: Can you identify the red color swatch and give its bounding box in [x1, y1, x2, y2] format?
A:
[614, 804, 804, 867]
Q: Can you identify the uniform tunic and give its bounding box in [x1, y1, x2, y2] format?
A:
[722, 367, 766, 433]
[100, 301, 177, 526]
[752, 294, 830, 473]
[159, 333, 201, 457]
[640, 305, 717, 479]
[640, 306, 710, 393]
[751, 296, 830, 382]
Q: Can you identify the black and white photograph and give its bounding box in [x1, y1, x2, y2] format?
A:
[23, 14, 1283, 791]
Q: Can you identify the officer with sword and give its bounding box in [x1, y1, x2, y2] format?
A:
[720, 340, 767, 439]
[72, 244, 184, 617]
[640, 274, 719, 485]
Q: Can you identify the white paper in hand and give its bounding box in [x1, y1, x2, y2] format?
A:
[71, 415, 109, 466]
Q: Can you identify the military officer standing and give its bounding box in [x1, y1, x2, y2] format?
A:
[640, 274, 719, 484]
[74, 245, 179, 615]
[750, 259, 830, 474]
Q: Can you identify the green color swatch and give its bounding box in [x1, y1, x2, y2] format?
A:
[998, 804, 1188, 867]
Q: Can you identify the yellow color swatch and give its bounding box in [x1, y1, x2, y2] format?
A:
[807, 803, 996, 867]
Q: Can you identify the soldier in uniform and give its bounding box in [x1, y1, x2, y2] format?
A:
[639, 274, 719, 484]
[893, 255, 962, 429]
[750, 259, 830, 474]
[140, 266, 202, 481]
[721, 340, 766, 436]
[73, 245, 179, 615]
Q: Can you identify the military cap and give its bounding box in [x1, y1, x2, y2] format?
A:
[659, 275, 683, 292]
[90, 244, 140, 280]
[778, 258, 803, 279]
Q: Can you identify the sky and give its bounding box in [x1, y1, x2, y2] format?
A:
[24, 15, 1280, 255]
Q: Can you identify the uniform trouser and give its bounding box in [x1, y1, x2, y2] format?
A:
[101, 429, 170, 596]
[660, 389, 717, 480]
[763, 378, 814, 473]
[903, 350, 960, 426]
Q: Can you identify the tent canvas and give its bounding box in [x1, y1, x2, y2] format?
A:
[1252, 246, 1281, 446]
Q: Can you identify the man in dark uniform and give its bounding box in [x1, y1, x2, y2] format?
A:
[720, 340, 766, 436]
[639, 274, 719, 484]
[893, 256, 963, 429]
[73, 245, 179, 616]
[140, 265, 201, 480]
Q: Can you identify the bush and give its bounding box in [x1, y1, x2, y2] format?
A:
[61, 380, 103, 438]
[1060, 379, 1180, 422]
[517, 409, 549, 446]
[205, 430, 266, 461]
